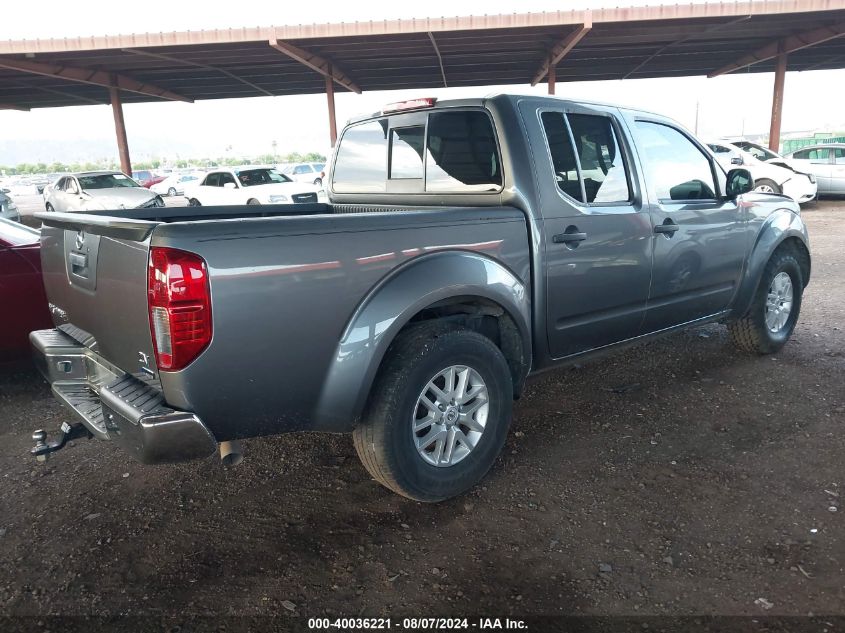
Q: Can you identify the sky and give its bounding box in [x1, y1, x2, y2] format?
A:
[2, 0, 844, 164]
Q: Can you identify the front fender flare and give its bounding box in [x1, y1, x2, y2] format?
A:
[730, 208, 810, 320]
[314, 251, 531, 432]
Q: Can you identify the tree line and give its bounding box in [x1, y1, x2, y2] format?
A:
[0, 151, 327, 176]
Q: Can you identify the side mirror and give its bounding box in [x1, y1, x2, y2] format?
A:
[223, 182, 237, 190]
[726, 168, 754, 199]
[730, 156, 743, 165]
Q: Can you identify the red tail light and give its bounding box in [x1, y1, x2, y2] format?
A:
[147, 247, 212, 371]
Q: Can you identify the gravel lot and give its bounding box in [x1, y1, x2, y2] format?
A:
[1, 200, 842, 624]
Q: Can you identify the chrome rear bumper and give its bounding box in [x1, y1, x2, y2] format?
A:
[30, 328, 217, 464]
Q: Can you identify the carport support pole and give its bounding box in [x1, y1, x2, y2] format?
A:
[768, 51, 787, 152]
[547, 56, 556, 95]
[326, 65, 337, 147]
[109, 84, 132, 175]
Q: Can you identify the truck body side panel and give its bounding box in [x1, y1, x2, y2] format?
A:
[152, 208, 530, 440]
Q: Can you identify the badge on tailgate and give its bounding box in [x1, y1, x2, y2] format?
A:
[63, 229, 101, 292]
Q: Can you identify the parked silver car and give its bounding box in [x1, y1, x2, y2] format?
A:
[784, 144, 845, 195]
[0, 188, 20, 222]
[44, 171, 164, 213]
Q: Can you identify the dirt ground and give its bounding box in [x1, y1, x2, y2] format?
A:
[1, 201, 843, 627]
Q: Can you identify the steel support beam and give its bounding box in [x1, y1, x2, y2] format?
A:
[428, 32, 448, 88]
[269, 40, 361, 94]
[326, 66, 337, 147]
[768, 52, 787, 152]
[531, 20, 592, 86]
[709, 21, 845, 77]
[624, 15, 751, 80]
[110, 85, 132, 175]
[12, 79, 107, 106]
[0, 56, 191, 102]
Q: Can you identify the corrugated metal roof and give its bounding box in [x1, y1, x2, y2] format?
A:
[1, 0, 843, 109]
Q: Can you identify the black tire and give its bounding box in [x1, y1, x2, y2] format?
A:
[167, 187, 177, 197]
[353, 324, 513, 502]
[728, 248, 804, 354]
[753, 178, 781, 194]
[313, 178, 323, 186]
[45, 203, 54, 212]
[188, 198, 201, 207]
[247, 198, 261, 206]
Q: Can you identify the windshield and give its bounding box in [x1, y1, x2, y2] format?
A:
[78, 173, 140, 190]
[734, 141, 779, 161]
[236, 168, 292, 187]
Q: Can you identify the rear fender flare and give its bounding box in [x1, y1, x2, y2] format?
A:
[315, 251, 531, 432]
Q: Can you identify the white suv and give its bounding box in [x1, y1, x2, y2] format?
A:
[282, 162, 325, 185]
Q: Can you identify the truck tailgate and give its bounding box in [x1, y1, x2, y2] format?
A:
[37, 212, 160, 379]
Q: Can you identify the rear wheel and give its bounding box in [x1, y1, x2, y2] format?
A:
[45, 203, 54, 212]
[247, 198, 261, 206]
[754, 178, 781, 194]
[188, 198, 201, 207]
[728, 249, 803, 354]
[353, 324, 513, 502]
[313, 178, 323, 186]
[167, 187, 177, 197]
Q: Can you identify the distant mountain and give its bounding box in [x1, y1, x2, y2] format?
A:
[0, 136, 228, 166]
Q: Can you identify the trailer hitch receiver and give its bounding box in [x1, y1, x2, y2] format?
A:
[31, 422, 93, 462]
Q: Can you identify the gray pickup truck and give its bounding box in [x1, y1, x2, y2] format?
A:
[30, 94, 810, 502]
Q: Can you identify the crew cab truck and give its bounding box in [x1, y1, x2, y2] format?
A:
[29, 95, 811, 502]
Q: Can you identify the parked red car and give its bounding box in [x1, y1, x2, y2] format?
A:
[131, 170, 167, 188]
[0, 218, 52, 364]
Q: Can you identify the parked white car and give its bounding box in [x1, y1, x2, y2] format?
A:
[150, 173, 204, 197]
[185, 167, 323, 206]
[707, 141, 817, 204]
[281, 162, 325, 185]
[44, 171, 165, 213]
[784, 143, 845, 195]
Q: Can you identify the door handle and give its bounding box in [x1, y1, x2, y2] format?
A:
[69, 252, 87, 268]
[553, 231, 587, 244]
[654, 221, 680, 236]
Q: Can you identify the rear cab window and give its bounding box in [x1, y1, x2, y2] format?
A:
[332, 109, 502, 195]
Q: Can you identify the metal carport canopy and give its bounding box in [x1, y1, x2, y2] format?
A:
[1, 0, 844, 168]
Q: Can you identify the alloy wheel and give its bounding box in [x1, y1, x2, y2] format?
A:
[412, 365, 489, 467]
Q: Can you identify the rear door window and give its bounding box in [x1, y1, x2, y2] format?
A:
[540, 111, 583, 201]
[203, 173, 221, 187]
[567, 114, 630, 203]
[539, 111, 631, 204]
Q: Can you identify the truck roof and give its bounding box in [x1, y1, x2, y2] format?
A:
[345, 92, 667, 126]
